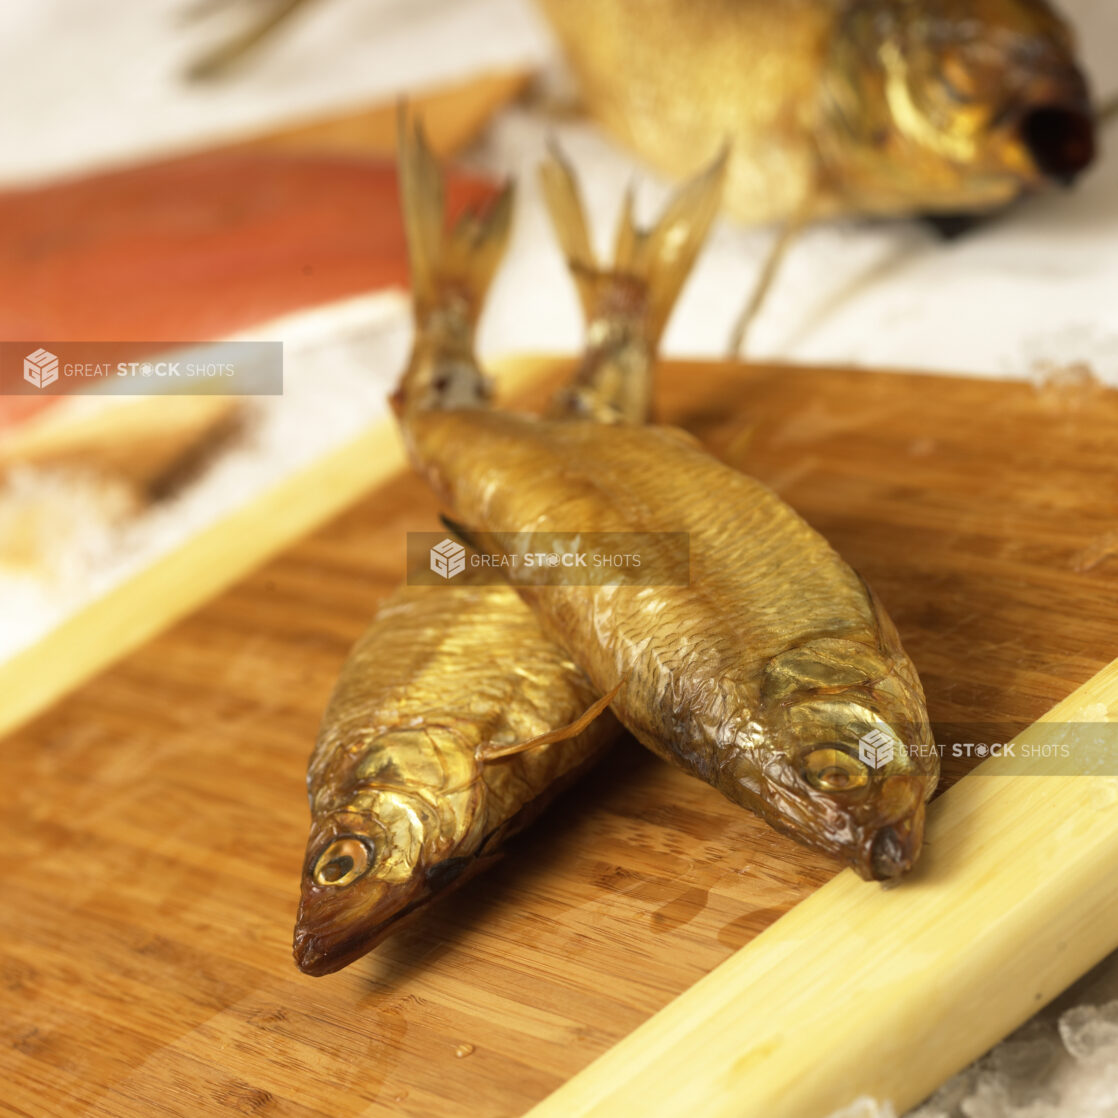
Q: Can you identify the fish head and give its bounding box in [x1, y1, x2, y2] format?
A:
[825, 0, 1094, 210]
[293, 727, 484, 976]
[748, 635, 937, 881]
[904, 0, 1094, 186]
[293, 805, 426, 977]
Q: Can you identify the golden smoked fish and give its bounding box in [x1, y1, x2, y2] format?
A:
[414, 417, 938, 879]
[292, 124, 723, 975]
[536, 0, 1096, 223]
[396, 153, 940, 884]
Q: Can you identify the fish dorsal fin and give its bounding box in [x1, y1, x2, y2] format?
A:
[476, 680, 623, 762]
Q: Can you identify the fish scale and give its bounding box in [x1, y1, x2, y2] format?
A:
[312, 584, 609, 776]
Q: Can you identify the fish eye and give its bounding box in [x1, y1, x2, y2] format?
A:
[312, 836, 372, 887]
[801, 746, 870, 792]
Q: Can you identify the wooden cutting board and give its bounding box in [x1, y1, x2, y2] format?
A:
[2, 359, 1117, 1118]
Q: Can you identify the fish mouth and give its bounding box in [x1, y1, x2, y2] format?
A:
[858, 803, 925, 882]
[292, 865, 427, 977]
[293, 919, 377, 977]
[1019, 102, 1095, 185]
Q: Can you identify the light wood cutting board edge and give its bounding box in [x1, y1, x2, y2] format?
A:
[526, 659, 1118, 1118]
[0, 414, 406, 739]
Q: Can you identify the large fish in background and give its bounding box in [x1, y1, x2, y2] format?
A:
[535, 0, 1096, 224]
[191, 0, 1096, 223]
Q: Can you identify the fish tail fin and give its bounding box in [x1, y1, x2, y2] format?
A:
[538, 141, 600, 320]
[392, 107, 515, 419]
[613, 146, 728, 345]
[540, 143, 726, 423]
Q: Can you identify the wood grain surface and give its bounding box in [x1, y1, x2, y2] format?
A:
[2, 359, 1117, 1118]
